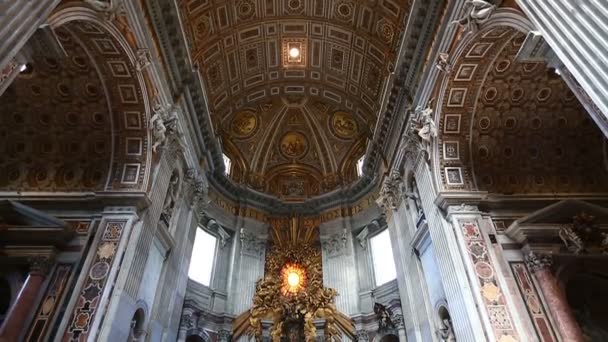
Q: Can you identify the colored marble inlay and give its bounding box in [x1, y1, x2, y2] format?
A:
[26, 264, 73, 342]
[63, 221, 125, 341]
[510, 262, 558, 342]
[459, 220, 519, 341]
[66, 220, 92, 235]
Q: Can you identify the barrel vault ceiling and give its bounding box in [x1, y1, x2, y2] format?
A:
[178, 0, 412, 201]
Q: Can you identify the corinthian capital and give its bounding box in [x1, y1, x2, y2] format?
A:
[377, 170, 404, 212]
[525, 251, 553, 273]
[28, 255, 55, 276]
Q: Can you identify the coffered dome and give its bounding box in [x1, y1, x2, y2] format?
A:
[178, 0, 412, 201]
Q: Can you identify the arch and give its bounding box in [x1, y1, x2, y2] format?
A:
[432, 9, 608, 195]
[379, 334, 399, 342]
[0, 5, 152, 193]
[185, 328, 211, 342]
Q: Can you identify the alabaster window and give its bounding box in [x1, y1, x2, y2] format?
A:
[370, 229, 397, 286]
[222, 153, 232, 176]
[356, 156, 365, 177]
[188, 228, 217, 286]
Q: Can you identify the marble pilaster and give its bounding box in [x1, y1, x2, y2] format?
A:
[515, 0, 608, 135]
[0, 255, 54, 342]
[525, 252, 585, 342]
[320, 219, 359, 315]
[0, 0, 61, 70]
[413, 161, 485, 341]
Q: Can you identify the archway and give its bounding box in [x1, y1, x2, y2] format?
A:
[434, 14, 608, 195]
[0, 12, 151, 193]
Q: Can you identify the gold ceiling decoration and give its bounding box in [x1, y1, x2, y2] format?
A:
[178, 0, 411, 200]
[232, 217, 354, 341]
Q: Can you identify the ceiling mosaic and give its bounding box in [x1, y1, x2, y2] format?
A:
[0, 21, 149, 192]
[437, 26, 608, 194]
[178, 0, 411, 200]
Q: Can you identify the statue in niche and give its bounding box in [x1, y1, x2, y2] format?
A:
[161, 171, 180, 224]
[374, 303, 395, 333]
[438, 317, 456, 341]
[451, 0, 499, 34]
[437, 306, 456, 341]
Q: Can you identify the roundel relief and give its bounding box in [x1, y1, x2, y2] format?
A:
[280, 132, 308, 159]
[331, 111, 358, 139]
[230, 110, 258, 139]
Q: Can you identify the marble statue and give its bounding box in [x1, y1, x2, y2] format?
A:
[559, 224, 585, 254]
[436, 52, 452, 73]
[161, 172, 180, 223]
[452, 0, 498, 34]
[438, 317, 456, 341]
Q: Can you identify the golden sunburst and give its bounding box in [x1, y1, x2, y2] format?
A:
[280, 263, 306, 295]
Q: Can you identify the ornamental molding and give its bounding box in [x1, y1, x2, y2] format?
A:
[239, 229, 266, 258]
[321, 229, 348, 258]
[376, 170, 404, 213]
[147, 0, 444, 214]
[185, 168, 210, 213]
[524, 251, 553, 273]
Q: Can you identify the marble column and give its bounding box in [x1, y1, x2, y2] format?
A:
[0, 0, 61, 69]
[0, 255, 53, 342]
[525, 252, 584, 342]
[515, 0, 608, 135]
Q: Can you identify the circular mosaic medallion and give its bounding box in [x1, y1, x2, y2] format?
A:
[475, 261, 494, 279]
[331, 111, 358, 139]
[89, 261, 110, 280]
[279, 132, 308, 159]
[230, 110, 258, 139]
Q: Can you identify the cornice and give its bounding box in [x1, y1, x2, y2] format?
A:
[148, 0, 442, 214]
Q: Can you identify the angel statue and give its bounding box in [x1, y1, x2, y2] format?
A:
[83, 0, 123, 21]
[412, 100, 437, 161]
[436, 52, 452, 73]
[451, 0, 499, 34]
[150, 112, 167, 153]
[416, 105, 437, 144]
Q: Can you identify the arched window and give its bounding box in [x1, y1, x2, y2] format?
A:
[188, 228, 217, 286]
[370, 229, 397, 286]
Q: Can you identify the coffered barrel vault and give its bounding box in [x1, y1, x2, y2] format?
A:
[179, 0, 412, 200]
